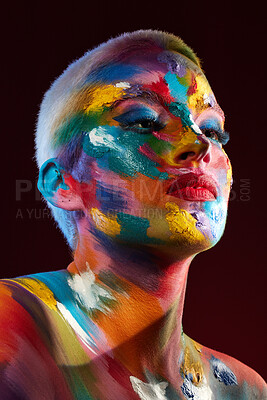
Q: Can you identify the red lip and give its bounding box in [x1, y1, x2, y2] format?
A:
[167, 173, 218, 201]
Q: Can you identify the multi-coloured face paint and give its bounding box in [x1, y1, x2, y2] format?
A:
[51, 50, 231, 251]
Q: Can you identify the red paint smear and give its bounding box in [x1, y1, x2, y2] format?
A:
[143, 76, 174, 104]
[138, 143, 162, 163]
[0, 283, 72, 399]
[187, 74, 197, 96]
[104, 354, 134, 391]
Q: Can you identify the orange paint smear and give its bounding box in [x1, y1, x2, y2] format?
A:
[95, 279, 163, 373]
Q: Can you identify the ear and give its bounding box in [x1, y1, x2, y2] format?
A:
[37, 159, 84, 211]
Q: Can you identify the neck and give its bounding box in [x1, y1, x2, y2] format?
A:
[67, 222, 193, 381]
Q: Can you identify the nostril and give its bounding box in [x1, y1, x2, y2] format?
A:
[178, 151, 195, 161]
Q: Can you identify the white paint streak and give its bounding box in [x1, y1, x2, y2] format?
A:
[88, 127, 119, 149]
[114, 81, 131, 88]
[130, 376, 168, 400]
[203, 93, 210, 105]
[182, 376, 213, 400]
[68, 262, 115, 314]
[189, 114, 202, 135]
[57, 302, 97, 354]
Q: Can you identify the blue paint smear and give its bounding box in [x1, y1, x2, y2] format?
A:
[164, 71, 188, 104]
[199, 118, 222, 132]
[20, 270, 101, 351]
[114, 106, 158, 125]
[96, 183, 126, 214]
[181, 376, 196, 399]
[210, 355, 238, 386]
[84, 63, 144, 84]
[203, 196, 226, 240]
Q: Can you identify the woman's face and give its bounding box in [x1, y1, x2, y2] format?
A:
[67, 50, 232, 254]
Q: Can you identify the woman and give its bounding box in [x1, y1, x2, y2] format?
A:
[0, 30, 265, 399]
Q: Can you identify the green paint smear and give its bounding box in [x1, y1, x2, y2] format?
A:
[117, 213, 163, 244]
[62, 365, 95, 400]
[98, 270, 131, 294]
[148, 135, 173, 156]
[53, 111, 102, 148]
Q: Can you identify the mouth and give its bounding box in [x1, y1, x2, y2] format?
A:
[167, 173, 218, 201]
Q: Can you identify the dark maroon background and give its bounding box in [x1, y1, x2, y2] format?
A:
[2, 3, 266, 379]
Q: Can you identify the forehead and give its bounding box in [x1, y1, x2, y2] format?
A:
[83, 50, 222, 117]
[52, 50, 224, 147]
[51, 50, 225, 154]
[88, 49, 201, 82]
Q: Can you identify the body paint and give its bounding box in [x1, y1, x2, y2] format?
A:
[210, 356, 238, 386]
[165, 202, 205, 243]
[6, 32, 265, 400]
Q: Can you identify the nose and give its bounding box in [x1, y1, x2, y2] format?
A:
[168, 134, 211, 166]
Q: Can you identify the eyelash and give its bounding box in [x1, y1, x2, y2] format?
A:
[120, 118, 164, 133]
[201, 128, 230, 145]
[117, 115, 230, 145]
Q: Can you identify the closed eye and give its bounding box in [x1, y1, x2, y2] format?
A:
[201, 127, 230, 145]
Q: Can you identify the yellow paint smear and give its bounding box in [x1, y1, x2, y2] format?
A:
[47, 308, 90, 366]
[163, 128, 198, 166]
[90, 208, 121, 236]
[188, 75, 211, 111]
[11, 278, 57, 311]
[165, 202, 204, 243]
[180, 343, 204, 385]
[83, 85, 126, 113]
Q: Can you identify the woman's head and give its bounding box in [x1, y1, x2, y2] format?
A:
[36, 30, 232, 256]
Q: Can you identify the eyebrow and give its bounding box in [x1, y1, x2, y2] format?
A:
[126, 87, 167, 105]
[109, 86, 226, 122]
[109, 87, 172, 111]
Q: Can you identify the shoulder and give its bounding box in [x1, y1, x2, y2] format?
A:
[0, 270, 72, 337]
[0, 274, 72, 399]
[201, 342, 267, 399]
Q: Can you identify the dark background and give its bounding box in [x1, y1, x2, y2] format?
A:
[2, 3, 266, 379]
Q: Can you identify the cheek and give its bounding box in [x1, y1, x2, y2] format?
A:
[211, 146, 232, 197]
[124, 177, 166, 208]
[82, 125, 168, 180]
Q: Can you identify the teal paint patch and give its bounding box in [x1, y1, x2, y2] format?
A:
[82, 134, 109, 158]
[164, 71, 188, 104]
[64, 115, 170, 180]
[168, 102, 193, 129]
[114, 130, 168, 179]
[40, 159, 69, 194]
[117, 213, 163, 244]
[84, 125, 168, 180]
[82, 125, 121, 159]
